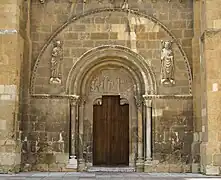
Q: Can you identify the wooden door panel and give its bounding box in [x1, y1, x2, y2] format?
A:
[93, 96, 129, 166]
[109, 96, 121, 166]
[93, 104, 108, 165]
[120, 104, 129, 165]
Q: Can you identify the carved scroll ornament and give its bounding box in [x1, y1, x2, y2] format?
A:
[160, 40, 175, 86]
[50, 40, 63, 85]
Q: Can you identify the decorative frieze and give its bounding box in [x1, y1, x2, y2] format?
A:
[38, 0, 184, 5]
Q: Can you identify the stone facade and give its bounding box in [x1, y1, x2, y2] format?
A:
[0, 0, 220, 175]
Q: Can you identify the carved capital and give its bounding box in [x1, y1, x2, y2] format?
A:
[134, 95, 143, 107]
[70, 95, 80, 106]
[79, 95, 87, 105]
[143, 95, 152, 107]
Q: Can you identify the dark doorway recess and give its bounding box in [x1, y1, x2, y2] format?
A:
[93, 95, 129, 166]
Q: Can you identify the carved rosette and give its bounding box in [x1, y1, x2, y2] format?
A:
[50, 40, 63, 85]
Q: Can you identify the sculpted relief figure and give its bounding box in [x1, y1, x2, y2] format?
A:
[50, 40, 63, 84]
[160, 40, 175, 85]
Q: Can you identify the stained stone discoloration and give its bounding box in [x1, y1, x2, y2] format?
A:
[2, 0, 220, 175]
[20, 0, 194, 173]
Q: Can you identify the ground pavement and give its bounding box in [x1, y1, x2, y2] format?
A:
[0, 172, 221, 180]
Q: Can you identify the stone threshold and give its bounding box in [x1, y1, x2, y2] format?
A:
[87, 167, 135, 172]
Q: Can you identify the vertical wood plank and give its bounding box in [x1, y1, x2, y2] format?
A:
[93, 95, 129, 166]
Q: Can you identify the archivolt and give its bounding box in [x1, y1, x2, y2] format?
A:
[66, 45, 157, 95]
[30, 7, 192, 94]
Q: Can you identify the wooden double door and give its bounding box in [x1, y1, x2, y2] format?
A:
[93, 96, 129, 166]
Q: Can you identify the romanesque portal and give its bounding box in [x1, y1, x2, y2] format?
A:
[26, 3, 193, 173]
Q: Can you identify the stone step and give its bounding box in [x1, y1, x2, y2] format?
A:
[87, 167, 135, 172]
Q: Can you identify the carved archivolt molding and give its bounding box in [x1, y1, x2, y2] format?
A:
[30, 7, 192, 95]
[66, 45, 157, 96]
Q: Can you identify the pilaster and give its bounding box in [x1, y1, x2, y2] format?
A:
[0, 0, 27, 173]
[198, 0, 221, 175]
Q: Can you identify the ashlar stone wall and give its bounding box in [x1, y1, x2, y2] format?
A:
[0, 0, 28, 173]
[23, 0, 194, 172]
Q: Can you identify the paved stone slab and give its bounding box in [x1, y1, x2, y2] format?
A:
[0, 172, 221, 180]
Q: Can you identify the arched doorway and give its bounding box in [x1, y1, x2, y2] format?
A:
[67, 46, 156, 171]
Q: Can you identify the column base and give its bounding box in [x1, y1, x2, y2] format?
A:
[136, 158, 144, 172]
[191, 163, 200, 173]
[203, 165, 220, 175]
[66, 156, 77, 169]
[78, 159, 86, 172]
[144, 159, 153, 172]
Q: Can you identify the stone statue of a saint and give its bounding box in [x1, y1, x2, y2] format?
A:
[160, 40, 175, 85]
[50, 40, 62, 84]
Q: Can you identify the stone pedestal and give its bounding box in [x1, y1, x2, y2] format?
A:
[144, 160, 153, 172]
[136, 159, 144, 172]
[78, 159, 86, 171]
[66, 156, 77, 169]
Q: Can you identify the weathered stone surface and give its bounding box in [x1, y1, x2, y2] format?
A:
[5, 0, 221, 175]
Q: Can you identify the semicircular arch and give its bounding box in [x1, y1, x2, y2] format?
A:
[30, 7, 192, 94]
[66, 45, 157, 95]
[80, 61, 143, 97]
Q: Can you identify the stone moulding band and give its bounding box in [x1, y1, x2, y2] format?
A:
[30, 7, 193, 95]
[31, 94, 193, 100]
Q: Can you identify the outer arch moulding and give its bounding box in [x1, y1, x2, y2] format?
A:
[30, 7, 193, 95]
[66, 45, 157, 95]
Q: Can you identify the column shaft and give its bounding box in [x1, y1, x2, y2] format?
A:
[145, 99, 152, 161]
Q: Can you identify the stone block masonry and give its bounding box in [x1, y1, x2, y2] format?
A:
[2, 0, 221, 175]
